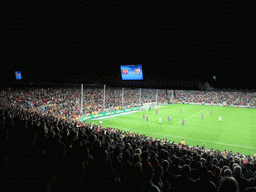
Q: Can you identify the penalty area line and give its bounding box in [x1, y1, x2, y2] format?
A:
[179, 108, 208, 123]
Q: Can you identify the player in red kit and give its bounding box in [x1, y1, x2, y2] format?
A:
[182, 119, 185, 127]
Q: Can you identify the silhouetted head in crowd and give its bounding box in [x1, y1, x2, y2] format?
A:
[185, 158, 191, 166]
[199, 166, 210, 180]
[150, 151, 158, 160]
[93, 139, 101, 149]
[99, 135, 104, 143]
[122, 149, 131, 161]
[220, 166, 229, 177]
[181, 164, 191, 176]
[114, 146, 122, 157]
[232, 163, 239, 171]
[218, 159, 224, 168]
[174, 157, 181, 166]
[161, 160, 169, 171]
[135, 148, 142, 156]
[129, 148, 134, 157]
[142, 163, 154, 183]
[214, 167, 221, 177]
[163, 151, 169, 160]
[154, 165, 163, 178]
[233, 166, 242, 176]
[212, 158, 218, 166]
[218, 176, 239, 192]
[141, 151, 150, 162]
[195, 161, 202, 170]
[132, 154, 141, 165]
[103, 141, 110, 151]
[223, 169, 232, 177]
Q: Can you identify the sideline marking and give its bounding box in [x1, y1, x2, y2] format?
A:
[113, 126, 256, 150]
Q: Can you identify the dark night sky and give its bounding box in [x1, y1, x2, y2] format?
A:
[2, 1, 255, 90]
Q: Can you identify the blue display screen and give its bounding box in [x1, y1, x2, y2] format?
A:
[120, 65, 143, 80]
[15, 71, 22, 80]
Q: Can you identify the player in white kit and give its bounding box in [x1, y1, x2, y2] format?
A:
[219, 116, 221, 122]
[159, 118, 162, 125]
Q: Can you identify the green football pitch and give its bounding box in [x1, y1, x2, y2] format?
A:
[86, 104, 256, 156]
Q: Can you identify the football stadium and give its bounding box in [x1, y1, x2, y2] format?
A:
[2, 85, 256, 192]
[3, 1, 255, 191]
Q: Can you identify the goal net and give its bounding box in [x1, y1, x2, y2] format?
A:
[140, 102, 157, 111]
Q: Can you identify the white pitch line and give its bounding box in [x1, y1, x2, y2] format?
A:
[114, 126, 256, 150]
[179, 108, 208, 122]
[215, 142, 256, 149]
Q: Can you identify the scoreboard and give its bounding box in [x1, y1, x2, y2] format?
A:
[15, 71, 22, 80]
[120, 64, 143, 80]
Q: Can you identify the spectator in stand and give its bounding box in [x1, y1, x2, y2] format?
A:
[119, 149, 134, 191]
[218, 159, 224, 169]
[111, 146, 123, 177]
[211, 167, 222, 187]
[218, 176, 239, 192]
[149, 151, 160, 168]
[184, 158, 192, 167]
[173, 164, 195, 192]
[141, 151, 152, 169]
[161, 160, 175, 191]
[90, 139, 105, 163]
[181, 139, 185, 146]
[232, 166, 255, 192]
[131, 153, 142, 168]
[160, 150, 171, 166]
[193, 166, 217, 192]
[223, 169, 233, 177]
[85, 149, 121, 192]
[140, 162, 161, 192]
[189, 161, 203, 180]
[169, 157, 182, 176]
[152, 165, 164, 192]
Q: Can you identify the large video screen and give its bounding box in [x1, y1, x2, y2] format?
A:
[15, 71, 22, 80]
[120, 64, 143, 80]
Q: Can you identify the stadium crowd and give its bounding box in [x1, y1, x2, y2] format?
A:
[1, 88, 255, 123]
[0, 88, 170, 121]
[174, 90, 256, 107]
[1, 87, 256, 192]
